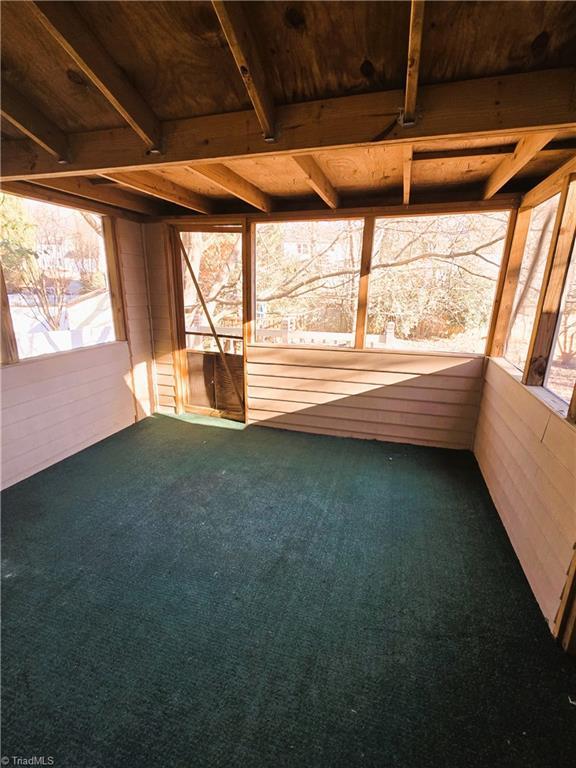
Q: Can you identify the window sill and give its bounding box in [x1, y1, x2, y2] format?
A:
[0, 340, 124, 369]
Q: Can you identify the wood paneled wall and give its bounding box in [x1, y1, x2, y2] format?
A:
[143, 223, 182, 413]
[246, 345, 484, 449]
[1, 342, 135, 489]
[113, 218, 155, 418]
[475, 358, 576, 626]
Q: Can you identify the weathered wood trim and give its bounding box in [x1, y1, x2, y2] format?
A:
[524, 177, 576, 385]
[354, 217, 376, 349]
[101, 217, 128, 342]
[0, 266, 19, 365]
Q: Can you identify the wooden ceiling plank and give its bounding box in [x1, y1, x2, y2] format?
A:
[292, 155, 339, 209]
[522, 155, 576, 209]
[189, 164, 272, 212]
[0, 81, 69, 161]
[402, 144, 413, 205]
[29, 1, 160, 149]
[483, 131, 557, 199]
[30, 176, 163, 216]
[403, 0, 425, 125]
[1, 69, 574, 181]
[103, 171, 212, 214]
[211, 0, 275, 140]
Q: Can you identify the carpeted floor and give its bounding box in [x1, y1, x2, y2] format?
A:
[2, 414, 575, 768]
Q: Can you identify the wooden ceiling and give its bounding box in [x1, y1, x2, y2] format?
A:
[1, 1, 576, 219]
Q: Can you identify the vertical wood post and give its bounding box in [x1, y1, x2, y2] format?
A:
[354, 216, 376, 349]
[1, 266, 19, 364]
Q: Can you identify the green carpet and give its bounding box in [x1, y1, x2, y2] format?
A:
[2, 415, 575, 767]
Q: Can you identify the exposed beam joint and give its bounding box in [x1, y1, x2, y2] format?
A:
[403, 0, 425, 125]
[211, 0, 275, 140]
[522, 155, 576, 209]
[1, 81, 69, 161]
[292, 155, 339, 209]
[189, 164, 271, 212]
[483, 131, 556, 199]
[1, 69, 575, 181]
[402, 144, 413, 205]
[103, 172, 212, 214]
[29, 1, 161, 150]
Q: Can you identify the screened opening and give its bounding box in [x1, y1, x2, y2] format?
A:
[546, 243, 576, 404]
[254, 219, 364, 347]
[180, 229, 243, 355]
[505, 194, 561, 370]
[365, 212, 510, 354]
[0, 193, 115, 359]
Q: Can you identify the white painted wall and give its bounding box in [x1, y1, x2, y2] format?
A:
[1, 342, 136, 489]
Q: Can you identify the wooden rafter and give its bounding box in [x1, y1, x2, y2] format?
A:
[524, 177, 576, 385]
[522, 154, 576, 209]
[103, 172, 212, 214]
[29, 1, 160, 150]
[188, 164, 272, 212]
[292, 155, 339, 209]
[402, 144, 413, 205]
[483, 131, 556, 199]
[0, 180, 146, 222]
[2, 69, 574, 181]
[30, 177, 163, 216]
[211, 0, 275, 140]
[1, 81, 69, 161]
[403, 0, 425, 125]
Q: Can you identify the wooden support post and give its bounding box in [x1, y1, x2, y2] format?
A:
[242, 218, 253, 420]
[524, 177, 576, 385]
[1, 267, 19, 364]
[101, 217, 127, 342]
[568, 383, 576, 425]
[488, 208, 530, 357]
[354, 216, 376, 349]
[168, 227, 189, 413]
[177, 235, 245, 411]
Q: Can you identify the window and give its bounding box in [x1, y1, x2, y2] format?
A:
[365, 212, 510, 354]
[505, 194, 560, 370]
[0, 193, 115, 360]
[180, 230, 243, 354]
[545, 243, 576, 404]
[255, 219, 364, 347]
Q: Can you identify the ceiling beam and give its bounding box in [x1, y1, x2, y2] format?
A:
[29, 177, 163, 216]
[0, 81, 69, 161]
[189, 164, 272, 212]
[292, 155, 339, 209]
[1, 69, 574, 181]
[0, 180, 146, 221]
[521, 155, 576, 209]
[403, 0, 425, 125]
[402, 145, 413, 205]
[102, 172, 212, 214]
[29, 1, 160, 150]
[211, 0, 275, 141]
[483, 131, 556, 199]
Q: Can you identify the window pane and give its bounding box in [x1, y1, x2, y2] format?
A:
[505, 194, 560, 369]
[0, 193, 115, 359]
[255, 219, 363, 347]
[180, 230, 243, 355]
[546, 245, 576, 403]
[365, 212, 509, 354]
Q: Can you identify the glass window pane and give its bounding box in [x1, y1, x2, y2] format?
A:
[505, 194, 560, 369]
[0, 193, 115, 359]
[255, 219, 364, 347]
[365, 211, 510, 354]
[180, 230, 243, 355]
[546, 245, 576, 403]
